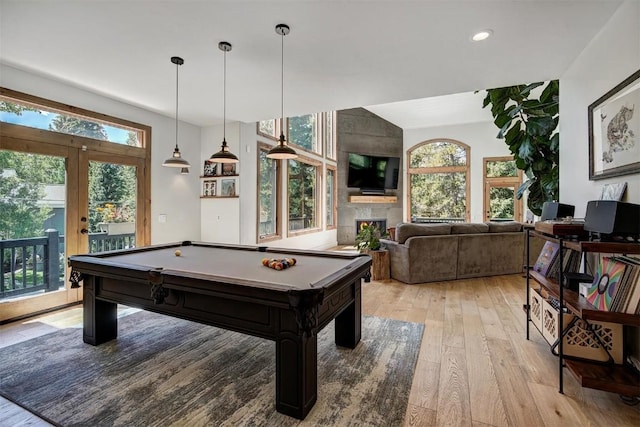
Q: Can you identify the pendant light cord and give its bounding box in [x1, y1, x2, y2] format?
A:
[281, 30, 284, 127]
[175, 60, 179, 150]
[223, 47, 227, 142]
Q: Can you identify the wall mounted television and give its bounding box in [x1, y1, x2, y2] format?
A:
[347, 153, 400, 192]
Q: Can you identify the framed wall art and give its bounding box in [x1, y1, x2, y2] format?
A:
[203, 161, 217, 177]
[588, 69, 640, 180]
[222, 163, 237, 176]
[202, 179, 216, 197]
[221, 178, 237, 196]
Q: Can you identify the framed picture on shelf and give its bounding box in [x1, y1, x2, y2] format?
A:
[202, 179, 216, 197]
[588, 69, 640, 180]
[203, 161, 217, 177]
[222, 163, 236, 175]
[221, 178, 236, 196]
[600, 182, 627, 201]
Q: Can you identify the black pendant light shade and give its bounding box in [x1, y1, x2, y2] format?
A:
[163, 56, 190, 168]
[267, 24, 297, 160]
[209, 41, 239, 164]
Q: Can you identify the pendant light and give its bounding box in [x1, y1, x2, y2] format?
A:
[208, 41, 239, 164]
[267, 24, 297, 159]
[163, 56, 191, 168]
[180, 167, 190, 174]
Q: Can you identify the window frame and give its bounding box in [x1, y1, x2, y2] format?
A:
[286, 113, 321, 156]
[326, 164, 337, 230]
[286, 154, 321, 237]
[407, 139, 471, 222]
[482, 156, 523, 222]
[256, 142, 282, 243]
[324, 111, 337, 161]
[256, 119, 281, 141]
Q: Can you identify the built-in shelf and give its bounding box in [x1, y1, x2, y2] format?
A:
[200, 196, 239, 199]
[348, 195, 397, 204]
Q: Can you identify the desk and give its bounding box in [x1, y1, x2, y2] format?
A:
[68, 241, 372, 419]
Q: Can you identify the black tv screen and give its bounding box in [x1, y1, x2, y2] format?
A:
[347, 153, 400, 190]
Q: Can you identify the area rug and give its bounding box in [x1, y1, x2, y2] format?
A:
[0, 311, 423, 426]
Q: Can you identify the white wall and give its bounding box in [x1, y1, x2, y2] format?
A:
[1, 64, 202, 243]
[559, 0, 640, 216]
[404, 121, 514, 222]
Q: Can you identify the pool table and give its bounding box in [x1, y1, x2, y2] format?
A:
[68, 241, 371, 419]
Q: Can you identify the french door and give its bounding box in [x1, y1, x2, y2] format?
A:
[482, 156, 523, 222]
[0, 88, 150, 322]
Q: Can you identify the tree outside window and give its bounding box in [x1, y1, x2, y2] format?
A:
[288, 158, 318, 232]
[408, 140, 470, 222]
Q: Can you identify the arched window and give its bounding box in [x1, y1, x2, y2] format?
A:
[407, 139, 470, 222]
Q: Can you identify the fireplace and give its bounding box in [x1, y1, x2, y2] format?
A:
[355, 219, 387, 234]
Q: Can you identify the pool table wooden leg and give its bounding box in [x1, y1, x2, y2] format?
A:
[334, 280, 362, 348]
[275, 311, 318, 420]
[82, 276, 117, 345]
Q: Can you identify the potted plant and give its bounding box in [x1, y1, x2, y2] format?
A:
[355, 224, 387, 253]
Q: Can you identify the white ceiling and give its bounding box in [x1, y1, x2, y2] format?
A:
[0, 1, 623, 129]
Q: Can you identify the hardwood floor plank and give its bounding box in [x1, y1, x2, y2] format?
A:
[436, 344, 472, 426]
[408, 359, 441, 411]
[404, 404, 437, 427]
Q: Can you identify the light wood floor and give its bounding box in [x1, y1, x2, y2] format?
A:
[1, 275, 639, 426]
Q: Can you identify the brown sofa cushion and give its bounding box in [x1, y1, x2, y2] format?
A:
[485, 221, 523, 233]
[451, 223, 489, 234]
[395, 223, 451, 244]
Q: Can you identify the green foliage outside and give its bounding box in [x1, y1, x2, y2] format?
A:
[258, 149, 277, 235]
[288, 159, 316, 230]
[482, 81, 559, 215]
[288, 114, 316, 152]
[1, 102, 138, 239]
[410, 142, 467, 220]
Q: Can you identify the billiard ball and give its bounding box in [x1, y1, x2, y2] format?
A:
[174, 249, 182, 257]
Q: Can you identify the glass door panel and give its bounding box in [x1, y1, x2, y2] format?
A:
[88, 161, 137, 253]
[484, 181, 522, 222]
[0, 149, 71, 316]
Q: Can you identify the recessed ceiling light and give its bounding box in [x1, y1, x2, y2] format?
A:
[471, 29, 493, 42]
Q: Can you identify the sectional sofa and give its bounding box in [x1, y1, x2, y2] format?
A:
[380, 221, 536, 284]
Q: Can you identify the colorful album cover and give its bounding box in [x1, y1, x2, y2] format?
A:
[533, 241, 560, 277]
[586, 257, 627, 311]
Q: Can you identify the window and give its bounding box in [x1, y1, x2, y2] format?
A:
[257, 143, 281, 241]
[257, 119, 278, 140]
[0, 96, 143, 147]
[324, 112, 336, 160]
[288, 156, 320, 234]
[326, 165, 337, 229]
[408, 139, 470, 222]
[483, 156, 523, 221]
[288, 114, 319, 154]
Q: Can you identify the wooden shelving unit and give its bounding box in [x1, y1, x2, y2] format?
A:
[525, 224, 640, 397]
[348, 195, 397, 203]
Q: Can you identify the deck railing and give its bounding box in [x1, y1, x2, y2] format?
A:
[1, 230, 135, 300]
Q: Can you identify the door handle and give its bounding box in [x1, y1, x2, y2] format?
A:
[80, 228, 89, 234]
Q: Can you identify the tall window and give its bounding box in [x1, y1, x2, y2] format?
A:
[257, 143, 280, 241]
[408, 139, 470, 222]
[326, 166, 337, 229]
[324, 112, 336, 160]
[288, 156, 319, 233]
[288, 114, 319, 154]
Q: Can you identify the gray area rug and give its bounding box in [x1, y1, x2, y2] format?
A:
[0, 311, 423, 426]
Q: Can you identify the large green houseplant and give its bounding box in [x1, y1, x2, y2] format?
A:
[482, 81, 559, 216]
